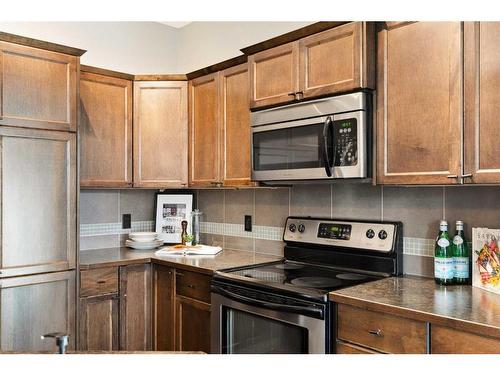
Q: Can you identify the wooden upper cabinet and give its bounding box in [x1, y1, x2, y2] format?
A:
[463, 22, 500, 184]
[299, 22, 374, 99]
[376, 22, 463, 185]
[189, 73, 221, 187]
[134, 81, 188, 188]
[220, 63, 253, 186]
[0, 127, 76, 278]
[0, 41, 78, 132]
[80, 71, 133, 187]
[249, 42, 299, 108]
[0, 271, 76, 352]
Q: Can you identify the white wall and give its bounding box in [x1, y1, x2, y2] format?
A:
[0, 21, 313, 74]
[0, 22, 179, 74]
[176, 21, 313, 72]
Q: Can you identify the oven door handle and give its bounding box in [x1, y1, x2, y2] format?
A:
[322, 116, 334, 177]
[212, 285, 324, 319]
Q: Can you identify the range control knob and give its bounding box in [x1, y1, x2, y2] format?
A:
[298, 224, 306, 233]
[366, 229, 375, 239]
[378, 230, 388, 240]
[289, 223, 297, 233]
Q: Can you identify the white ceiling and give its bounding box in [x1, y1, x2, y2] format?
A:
[159, 22, 191, 29]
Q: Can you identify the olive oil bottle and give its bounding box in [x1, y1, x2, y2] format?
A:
[434, 221, 454, 285]
[452, 220, 470, 285]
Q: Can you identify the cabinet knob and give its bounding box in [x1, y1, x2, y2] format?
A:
[368, 329, 382, 336]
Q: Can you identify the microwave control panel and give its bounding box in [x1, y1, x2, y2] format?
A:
[333, 118, 357, 167]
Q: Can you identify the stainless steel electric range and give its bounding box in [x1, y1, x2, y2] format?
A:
[211, 216, 403, 354]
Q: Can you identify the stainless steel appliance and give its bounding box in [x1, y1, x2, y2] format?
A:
[251, 92, 371, 182]
[211, 217, 402, 354]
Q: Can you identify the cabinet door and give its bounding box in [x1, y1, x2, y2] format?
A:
[189, 73, 220, 187]
[153, 265, 175, 351]
[78, 294, 119, 351]
[134, 81, 188, 188]
[299, 22, 369, 99]
[0, 127, 76, 278]
[431, 325, 500, 354]
[376, 22, 462, 185]
[220, 63, 254, 187]
[0, 271, 76, 352]
[249, 42, 299, 109]
[80, 71, 133, 187]
[0, 41, 78, 132]
[175, 295, 211, 353]
[464, 22, 500, 183]
[120, 264, 152, 351]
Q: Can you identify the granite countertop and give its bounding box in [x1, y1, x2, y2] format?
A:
[79, 247, 281, 275]
[330, 276, 500, 339]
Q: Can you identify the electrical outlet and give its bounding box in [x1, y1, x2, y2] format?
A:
[244, 215, 252, 232]
[122, 214, 131, 229]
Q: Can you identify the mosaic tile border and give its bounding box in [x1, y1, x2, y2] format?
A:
[81, 221, 438, 257]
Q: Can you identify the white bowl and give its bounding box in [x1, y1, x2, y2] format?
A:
[126, 239, 163, 250]
[128, 232, 158, 242]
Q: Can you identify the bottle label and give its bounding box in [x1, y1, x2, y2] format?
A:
[437, 238, 450, 247]
[454, 257, 469, 279]
[435, 257, 454, 279]
[453, 236, 464, 246]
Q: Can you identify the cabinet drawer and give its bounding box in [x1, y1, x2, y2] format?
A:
[337, 304, 427, 354]
[80, 267, 119, 297]
[431, 325, 500, 354]
[336, 340, 380, 354]
[176, 269, 211, 303]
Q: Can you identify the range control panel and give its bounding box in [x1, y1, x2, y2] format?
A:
[284, 217, 398, 253]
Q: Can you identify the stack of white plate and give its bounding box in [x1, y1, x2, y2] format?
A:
[126, 232, 163, 250]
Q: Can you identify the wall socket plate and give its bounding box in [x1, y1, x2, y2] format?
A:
[244, 215, 252, 232]
[122, 214, 131, 229]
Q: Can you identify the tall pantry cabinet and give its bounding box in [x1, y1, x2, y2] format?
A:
[0, 34, 83, 352]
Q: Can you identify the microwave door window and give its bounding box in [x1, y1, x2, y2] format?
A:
[253, 123, 325, 171]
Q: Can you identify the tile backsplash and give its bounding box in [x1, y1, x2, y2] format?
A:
[80, 184, 500, 277]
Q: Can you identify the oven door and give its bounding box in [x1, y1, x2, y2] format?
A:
[251, 110, 366, 181]
[211, 285, 327, 354]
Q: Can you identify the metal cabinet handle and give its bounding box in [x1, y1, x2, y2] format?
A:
[368, 329, 382, 336]
[187, 284, 195, 289]
[176, 272, 184, 277]
[287, 92, 296, 97]
[96, 280, 106, 284]
[446, 175, 458, 179]
[461, 173, 473, 178]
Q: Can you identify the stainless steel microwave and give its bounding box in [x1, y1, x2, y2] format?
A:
[251, 92, 371, 182]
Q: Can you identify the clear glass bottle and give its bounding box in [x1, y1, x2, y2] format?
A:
[434, 220, 454, 285]
[452, 220, 470, 285]
[191, 209, 203, 245]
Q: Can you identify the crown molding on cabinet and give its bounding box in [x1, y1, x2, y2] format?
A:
[0, 31, 86, 56]
[186, 55, 248, 80]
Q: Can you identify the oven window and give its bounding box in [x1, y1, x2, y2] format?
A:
[253, 123, 329, 171]
[222, 307, 308, 354]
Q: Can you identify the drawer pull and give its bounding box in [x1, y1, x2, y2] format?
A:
[369, 329, 382, 336]
[96, 280, 106, 284]
[187, 284, 195, 289]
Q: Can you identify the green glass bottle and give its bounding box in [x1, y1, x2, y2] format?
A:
[452, 220, 470, 285]
[434, 220, 454, 285]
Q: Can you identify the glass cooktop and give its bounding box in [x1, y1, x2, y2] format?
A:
[223, 260, 381, 293]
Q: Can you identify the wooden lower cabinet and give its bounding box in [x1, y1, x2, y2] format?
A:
[119, 264, 152, 351]
[337, 304, 427, 354]
[175, 295, 211, 353]
[431, 325, 500, 354]
[336, 340, 380, 354]
[0, 271, 76, 352]
[153, 264, 211, 353]
[78, 294, 119, 351]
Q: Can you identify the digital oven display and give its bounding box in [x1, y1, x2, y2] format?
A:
[317, 223, 352, 240]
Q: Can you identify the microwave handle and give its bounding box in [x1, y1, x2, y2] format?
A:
[322, 116, 334, 177]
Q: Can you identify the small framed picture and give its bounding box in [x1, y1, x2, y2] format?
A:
[155, 193, 193, 244]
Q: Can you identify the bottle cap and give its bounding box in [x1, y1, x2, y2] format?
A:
[439, 220, 448, 230]
[456, 220, 464, 230]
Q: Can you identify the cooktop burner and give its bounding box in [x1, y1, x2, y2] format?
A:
[290, 277, 342, 288]
[226, 260, 381, 294]
[336, 273, 369, 281]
